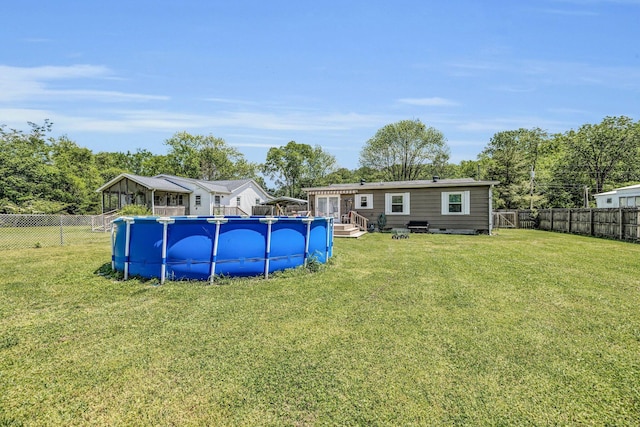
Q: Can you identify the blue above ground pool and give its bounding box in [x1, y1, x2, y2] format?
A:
[111, 216, 334, 283]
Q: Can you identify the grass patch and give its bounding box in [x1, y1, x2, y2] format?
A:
[0, 230, 639, 425]
[0, 226, 108, 250]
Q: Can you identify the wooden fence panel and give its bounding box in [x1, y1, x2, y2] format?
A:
[569, 209, 592, 235]
[551, 209, 569, 233]
[537, 210, 551, 231]
[518, 210, 536, 229]
[512, 208, 640, 243]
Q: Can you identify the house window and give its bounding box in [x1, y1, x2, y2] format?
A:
[385, 193, 410, 215]
[606, 197, 612, 204]
[256, 198, 261, 205]
[356, 194, 373, 209]
[449, 194, 463, 212]
[620, 197, 627, 207]
[236, 196, 241, 206]
[168, 194, 184, 206]
[441, 191, 470, 215]
[195, 195, 202, 206]
[214, 195, 221, 205]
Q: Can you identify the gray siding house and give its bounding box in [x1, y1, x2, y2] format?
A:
[303, 178, 499, 234]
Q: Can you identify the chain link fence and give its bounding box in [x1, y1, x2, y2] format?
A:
[0, 214, 112, 250]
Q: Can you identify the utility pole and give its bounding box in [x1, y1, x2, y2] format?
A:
[584, 186, 589, 208]
[529, 166, 535, 210]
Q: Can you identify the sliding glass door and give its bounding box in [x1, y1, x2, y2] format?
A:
[316, 196, 340, 221]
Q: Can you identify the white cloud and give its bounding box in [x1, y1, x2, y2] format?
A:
[492, 85, 536, 93]
[0, 108, 55, 126]
[206, 111, 391, 132]
[456, 116, 571, 134]
[204, 97, 260, 106]
[397, 97, 459, 107]
[446, 58, 640, 91]
[0, 106, 395, 135]
[0, 64, 168, 103]
[547, 107, 593, 115]
[230, 142, 281, 149]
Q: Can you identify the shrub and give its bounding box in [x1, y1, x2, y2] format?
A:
[119, 205, 152, 216]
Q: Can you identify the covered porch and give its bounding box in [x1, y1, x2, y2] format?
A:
[97, 174, 190, 215]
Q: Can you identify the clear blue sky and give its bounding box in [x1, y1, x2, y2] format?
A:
[1, 0, 639, 170]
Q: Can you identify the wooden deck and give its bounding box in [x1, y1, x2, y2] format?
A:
[334, 223, 367, 238]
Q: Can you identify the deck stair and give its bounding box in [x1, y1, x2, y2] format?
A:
[334, 223, 367, 238]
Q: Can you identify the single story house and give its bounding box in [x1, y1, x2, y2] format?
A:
[594, 183, 640, 208]
[96, 173, 271, 216]
[303, 178, 500, 234]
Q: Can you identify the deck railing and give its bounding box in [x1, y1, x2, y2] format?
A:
[349, 211, 369, 231]
[212, 206, 249, 216]
[91, 210, 119, 232]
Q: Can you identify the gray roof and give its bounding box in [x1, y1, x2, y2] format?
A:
[97, 173, 268, 196]
[96, 173, 192, 193]
[213, 179, 254, 192]
[156, 175, 231, 193]
[304, 178, 499, 193]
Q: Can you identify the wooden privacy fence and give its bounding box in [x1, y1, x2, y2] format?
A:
[537, 208, 640, 241]
[495, 208, 640, 242]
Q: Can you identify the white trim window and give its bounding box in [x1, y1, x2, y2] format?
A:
[356, 194, 373, 209]
[385, 192, 410, 215]
[195, 195, 202, 206]
[442, 191, 470, 215]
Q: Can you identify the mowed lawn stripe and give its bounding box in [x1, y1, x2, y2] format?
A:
[0, 230, 639, 425]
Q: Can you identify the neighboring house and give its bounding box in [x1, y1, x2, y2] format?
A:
[303, 178, 499, 234]
[96, 173, 271, 216]
[594, 183, 640, 208]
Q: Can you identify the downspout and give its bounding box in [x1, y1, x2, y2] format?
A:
[152, 189, 156, 215]
[489, 185, 494, 235]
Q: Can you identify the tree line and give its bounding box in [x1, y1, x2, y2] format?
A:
[1, 116, 638, 214]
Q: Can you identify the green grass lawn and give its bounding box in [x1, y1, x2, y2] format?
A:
[1, 230, 639, 425]
[0, 226, 105, 250]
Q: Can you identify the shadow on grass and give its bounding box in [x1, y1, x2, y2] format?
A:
[94, 262, 122, 280]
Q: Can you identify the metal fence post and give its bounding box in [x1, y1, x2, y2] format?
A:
[59, 215, 64, 245]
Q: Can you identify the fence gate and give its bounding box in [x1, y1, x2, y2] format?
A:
[493, 212, 517, 228]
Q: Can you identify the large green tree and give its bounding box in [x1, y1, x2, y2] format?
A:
[164, 132, 259, 180]
[263, 141, 337, 198]
[479, 128, 552, 209]
[0, 121, 61, 213]
[359, 119, 450, 181]
[49, 137, 102, 213]
[557, 116, 640, 196]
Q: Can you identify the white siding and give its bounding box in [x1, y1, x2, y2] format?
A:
[230, 184, 269, 215]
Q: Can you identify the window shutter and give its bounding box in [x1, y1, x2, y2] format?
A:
[463, 191, 470, 215]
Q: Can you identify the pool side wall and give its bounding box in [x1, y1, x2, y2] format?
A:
[112, 216, 333, 281]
